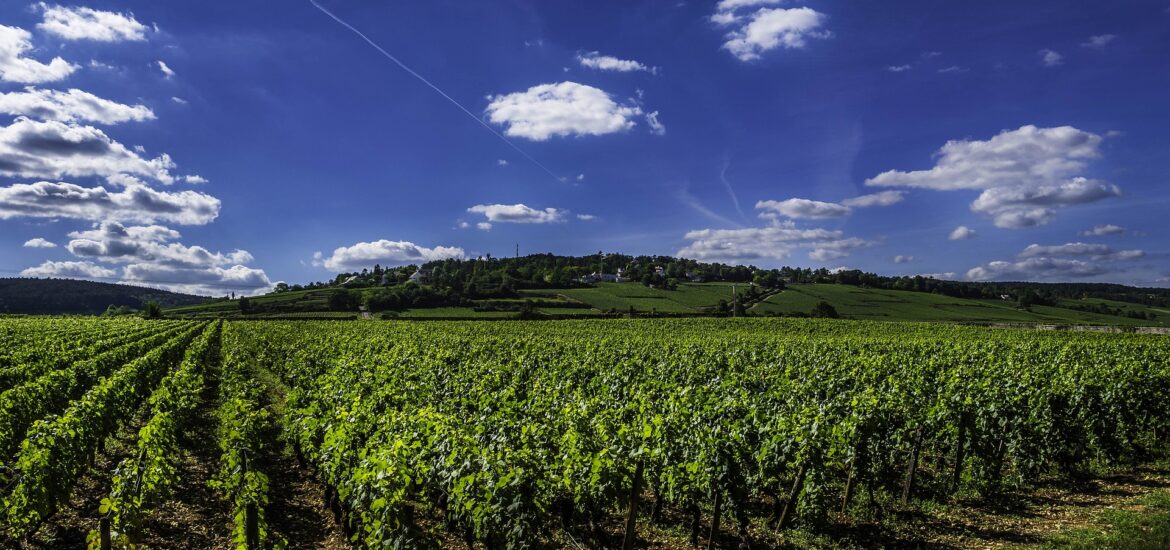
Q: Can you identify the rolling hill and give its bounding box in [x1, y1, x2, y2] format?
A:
[0, 278, 208, 315]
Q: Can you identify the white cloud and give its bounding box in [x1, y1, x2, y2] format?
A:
[949, 226, 976, 240]
[476, 222, 492, 231]
[0, 87, 155, 124]
[121, 263, 272, 296]
[756, 198, 851, 219]
[868, 125, 1118, 228]
[0, 25, 78, 83]
[576, 213, 596, 221]
[970, 177, 1120, 228]
[171, 96, 187, 105]
[65, 221, 252, 269]
[0, 180, 220, 225]
[842, 190, 905, 208]
[645, 111, 666, 136]
[0, 118, 176, 183]
[21, 260, 115, 280]
[576, 173, 585, 181]
[1079, 224, 1125, 237]
[1039, 49, 1064, 67]
[678, 225, 872, 263]
[467, 203, 566, 224]
[497, 159, 508, 166]
[715, 0, 783, 12]
[577, 51, 656, 73]
[887, 65, 912, 72]
[37, 4, 148, 42]
[718, 7, 831, 62]
[183, 174, 208, 184]
[938, 65, 965, 74]
[919, 272, 957, 280]
[22, 237, 56, 248]
[485, 82, 643, 141]
[1018, 242, 1143, 261]
[156, 60, 175, 78]
[967, 242, 1145, 281]
[1082, 34, 1116, 48]
[321, 240, 465, 271]
[894, 255, 914, 264]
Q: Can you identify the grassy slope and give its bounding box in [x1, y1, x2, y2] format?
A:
[751, 284, 1170, 326]
[167, 282, 1168, 326]
[532, 282, 744, 313]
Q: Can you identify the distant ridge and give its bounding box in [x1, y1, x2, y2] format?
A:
[0, 278, 208, 315]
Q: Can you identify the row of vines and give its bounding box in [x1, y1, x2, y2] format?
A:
[226, 318, 1170, 548]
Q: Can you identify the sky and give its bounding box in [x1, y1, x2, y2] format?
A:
[0, 0, 1168, 295]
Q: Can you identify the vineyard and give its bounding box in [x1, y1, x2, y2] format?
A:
[0, 317, 1168, 548]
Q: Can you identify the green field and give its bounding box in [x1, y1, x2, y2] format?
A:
[165, 281, 1169, 327]
[529, 282, 747, 313]
[751, 284, 1170, 326]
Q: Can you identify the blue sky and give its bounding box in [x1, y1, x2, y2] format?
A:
[1, 0, 1168, 295]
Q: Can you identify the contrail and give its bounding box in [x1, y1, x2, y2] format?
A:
[720, 156, 748, 222]
[308, 0, 563, 181]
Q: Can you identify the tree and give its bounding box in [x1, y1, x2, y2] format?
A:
[238, 297, 252, 313]
[273, 282, 290, 293]
[810, 301, 839, 319]
[141, 301, 163, 319]
[328, 289, 362, 311]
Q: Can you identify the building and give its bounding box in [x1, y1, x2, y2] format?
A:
[408, 268, 433, 285]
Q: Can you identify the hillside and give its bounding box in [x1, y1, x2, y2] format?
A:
[165, 280, 1169, 327]
[0, 278, 207, 315]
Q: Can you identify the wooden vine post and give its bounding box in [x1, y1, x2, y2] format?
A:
[902, 427, 924, 505]
[99, 517, 112, 550]
[245, 503, 260, 549]
[706, 484, 723, 550]
[622, 460, 644, 550]
[952, 411, 969, 492]
[777, 464, 806, 530]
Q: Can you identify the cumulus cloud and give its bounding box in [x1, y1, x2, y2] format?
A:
[37, 4, 148, 42]
[0, 118, 177, 183]
[496, 159, 508, 167]
[467, 203, 566, 224]
[50, 221, 273, 295]
[1039, 49, 1064, 67]
[476, 222, 492, 231]
[577, 51, 656, 73]
[576, 213, 596, 221]
[485, 82, 643, 140]
[678, 225, 873, 263]
[842, 190, 905, 208]
[0, 180, 220, 225]
[156, 60, 175, 78]
[970, 177, 1120, 228]
[21, 260, 115, 279]
[1080, 224, 1125, 237]
[321, 240, 465, 272]
[65, 221, 253, 269]
[121, 263, 272, 296]
[756, 198, 851, 220]
[0, 25, 78, 83]
[715, 0, 783, 11]
[867, 125, 1118, 228]
[967, 242, 1144, 281]
[949, 226, 976, 240]
[1082, 34, 1115, 48]
[22, 237, 56, 248]
[0, 87, 155, 124]
[894, 255, 914, 264]
[715, 6, 831, 62]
